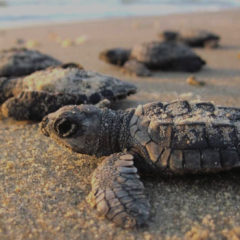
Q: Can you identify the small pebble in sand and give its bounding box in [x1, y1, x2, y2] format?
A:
[75, 35, 89, 44]
[15, 187, 21, 193]
[6, 161, 15, 169]
[144, 232, 154, 240]
[65, 212, 80, 219]
[179, 92, 194, 99]
[48, 32, 59, 41]
[26, 40, 41, 48]
[222, 227, 240, 240]
[61, 39, 74, 48]
[186, 75, 205, 87]
[185, 226, 209, 240]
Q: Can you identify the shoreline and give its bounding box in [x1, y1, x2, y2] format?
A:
[0, 6, 240, 30]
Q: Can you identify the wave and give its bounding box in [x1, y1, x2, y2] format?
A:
[0, 0, 239, 28]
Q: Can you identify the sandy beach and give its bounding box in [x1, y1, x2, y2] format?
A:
[1, 9, 240, 240]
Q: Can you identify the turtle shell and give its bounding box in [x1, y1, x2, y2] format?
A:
[1, 65, 137, 121]
[129, 100, 240, 173]
[159, 30, 220, 48]
[18, 66, 137, 101]
[0, 48, 62, 77]
[130, 42, 205, 72]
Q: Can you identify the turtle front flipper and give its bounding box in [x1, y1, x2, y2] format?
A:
[0, 77, 10, 104]
[0, 77, 23, 104]
[99, 48, 131, 66]
[1, 90, 79, 121]
[87, 153, 150, 229]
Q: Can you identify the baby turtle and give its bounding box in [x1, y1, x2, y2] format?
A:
[40, 100, 240, 228]
[100, 42, 206, 77]
[0, 48, 62, 77]
[1, 63, 136, 121]
[159, 30, 220, 48]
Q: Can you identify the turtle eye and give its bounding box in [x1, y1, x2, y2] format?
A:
[54, 118, 78, 138]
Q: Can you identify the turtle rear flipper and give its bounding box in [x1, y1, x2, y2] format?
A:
[87, 153, 150, 229]
[121, 60, 152, 77]
[204, 40, 219, 49]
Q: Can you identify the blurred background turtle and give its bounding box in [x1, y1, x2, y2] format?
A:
[99, 41, 206, 77]
[1, 63, 137, 121]
[159, 29, 220, 48]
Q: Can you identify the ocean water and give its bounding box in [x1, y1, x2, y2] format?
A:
[0, 0, 240, 28]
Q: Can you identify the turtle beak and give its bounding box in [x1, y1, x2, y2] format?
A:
[39, 116, 50, 137]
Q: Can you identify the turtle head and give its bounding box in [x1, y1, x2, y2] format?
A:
[40, 105, 102, 155]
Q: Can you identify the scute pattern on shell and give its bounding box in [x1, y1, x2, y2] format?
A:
[129, 100, 240, 173]
[20, 67, 137, 100]
[0, 48, 62, 77]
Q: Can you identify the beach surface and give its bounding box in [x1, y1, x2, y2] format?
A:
[1, 9, 240, 240]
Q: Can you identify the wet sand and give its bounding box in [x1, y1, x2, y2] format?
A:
[1, 9, 240, 240]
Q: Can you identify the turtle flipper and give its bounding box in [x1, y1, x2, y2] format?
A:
[94, 99, 111, 109]
[87, 153, 150, 229]
[1, 90, 78, 121]
[99, 48, 131, 66]
[0, 76, 24, 104]
[121, 60, 152, 77]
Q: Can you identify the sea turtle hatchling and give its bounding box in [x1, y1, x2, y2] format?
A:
[159, 30, 220, 48]
[1, 63, 136, 121]
[99, 42, 206, 77]
[40, 99, 240, 228]
[0, 48, 62, 77]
